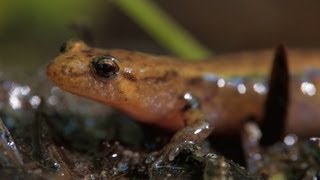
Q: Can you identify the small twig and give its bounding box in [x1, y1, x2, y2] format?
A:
[0, 117, 24, 167]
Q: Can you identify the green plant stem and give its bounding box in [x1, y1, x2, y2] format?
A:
[114, 0, 211, 60]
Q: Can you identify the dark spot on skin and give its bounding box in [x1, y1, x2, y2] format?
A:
[68, 67, 74, 74]
[187, 77, 203, 86]
[70, 85, 77, 90]
[142, 70, 178, 83]
[122, 71, 137, 82]
[118, 90, 124, 95]
[117, 90, 129, 102]
[124, 55, 133, 61]
[82, 50, 94, 57]
[127, 51, 137, 58]
[56, 77, 63, 82]
[66, 56, 74, 60]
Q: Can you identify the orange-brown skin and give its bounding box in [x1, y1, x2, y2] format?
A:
[47, 41, 320, 136]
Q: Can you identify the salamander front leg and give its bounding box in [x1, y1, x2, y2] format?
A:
[150, 92, 215, 169]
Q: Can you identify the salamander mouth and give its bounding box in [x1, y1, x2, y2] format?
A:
[48, 54, 90, 75]
[46, 59, 90, 93]
[47, 62, 88, 97]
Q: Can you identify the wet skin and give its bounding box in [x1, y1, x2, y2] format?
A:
[47, 41, 320, 165]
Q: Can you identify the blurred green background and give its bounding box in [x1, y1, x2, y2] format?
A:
[1, 0, 320, 81]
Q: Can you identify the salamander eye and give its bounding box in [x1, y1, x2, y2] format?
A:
[91, 55, 120, 81]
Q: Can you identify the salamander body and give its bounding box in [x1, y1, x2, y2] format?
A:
[47, 41, 320, 136]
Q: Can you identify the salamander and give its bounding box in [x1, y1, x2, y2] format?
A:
[47, 41, 320, 162]
[47, 41, 320, 164]
[47, 40, 320, 135]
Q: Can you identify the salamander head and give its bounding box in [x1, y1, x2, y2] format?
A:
[47, 40, 183, 128]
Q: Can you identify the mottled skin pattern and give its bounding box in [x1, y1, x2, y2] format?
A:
[47, 41, 320, 137]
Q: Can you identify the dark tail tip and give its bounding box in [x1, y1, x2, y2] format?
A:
[260, 44, 290, 146]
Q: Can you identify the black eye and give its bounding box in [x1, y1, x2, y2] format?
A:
[91, 55, 120, 81]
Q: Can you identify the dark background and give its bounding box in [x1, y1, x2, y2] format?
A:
[1, 0, 320, 81]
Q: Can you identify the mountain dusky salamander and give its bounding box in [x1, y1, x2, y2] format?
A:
[47, 41, 320, 139]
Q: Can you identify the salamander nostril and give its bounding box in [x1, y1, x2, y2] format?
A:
[91, 55, 120, 81]
[59, 41, 68, 53]
[59, 40, 84, 53]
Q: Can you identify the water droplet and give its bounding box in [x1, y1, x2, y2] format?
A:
[253, 83, 267, 94]
[193, 122, 210, 135]
[237, 84, 246, 94]
[53, 162, 61, 171]
[253, 153, 262, 160]
[310, 137, 320, 147]
[111, 153, 118, 158]
[9, 95, 21, 109]
[194, 128, 202, 135]
[300, 82, 316, 96]
[244, 122, 262, 141]
[183, 92, 192, 101]
[145, 153, 156, 164]
[8, 84, 31, 110]
[183, 92, 200, 109]
[50, 86, 61, 95]
[29, 96, 41, 109]
[217, 78, 225, 88]
[125, 67, 132, 73]
[7, 141, 15, 147]
[284, 134, 298, 146]
[48, 96, 58, 105]
[20, 86, 31, 96]
[89, 174, 95, 180]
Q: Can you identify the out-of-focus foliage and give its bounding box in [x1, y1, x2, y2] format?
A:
[0, 1, 104, 81]
[0, 1, 95, 35]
